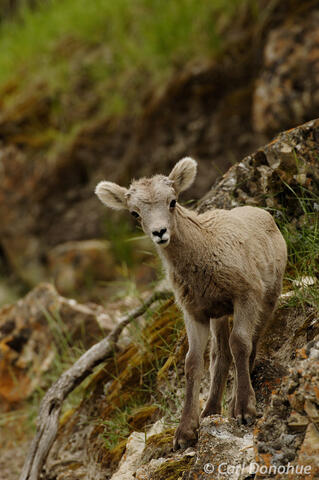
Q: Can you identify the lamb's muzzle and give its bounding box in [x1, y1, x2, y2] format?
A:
[95, 156, 287, 451]
[152, 227, 170, 245]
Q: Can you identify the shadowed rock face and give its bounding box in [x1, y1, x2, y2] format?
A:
[253, 11, 319, 135]
[37, 119, 319, 480]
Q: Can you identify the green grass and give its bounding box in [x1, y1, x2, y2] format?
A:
[272, 184, 319, 309]
[101, 403, 142, 450]
[0, 0, 259, 116]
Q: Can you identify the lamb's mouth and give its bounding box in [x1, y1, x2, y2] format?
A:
[155, 238, 170, 246]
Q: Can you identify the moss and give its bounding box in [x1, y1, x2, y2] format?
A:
[101, 438, 128, 471]
[142, 428, 175, 463]
[128, 405, 160, 431]
[151, 456, 195, 480]
[59, 407, 76, 427]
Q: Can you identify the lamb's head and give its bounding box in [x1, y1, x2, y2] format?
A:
[95, 157, 197, 247]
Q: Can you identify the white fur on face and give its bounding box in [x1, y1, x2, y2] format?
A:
[95, 157, 198, 247]
[127, 176, 176, 247]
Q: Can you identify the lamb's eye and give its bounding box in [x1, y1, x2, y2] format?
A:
[131, 211, 139, 218]
[169, 199, 176, 209]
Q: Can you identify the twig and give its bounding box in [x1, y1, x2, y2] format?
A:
[19, 290, 172, 480]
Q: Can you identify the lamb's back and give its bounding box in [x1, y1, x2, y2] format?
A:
[199, 206, 287, 275]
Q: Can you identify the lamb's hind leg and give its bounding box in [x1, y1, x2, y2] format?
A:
[173, 312, 209, 450]
[251, 287, 279, 372]
[230, 294, 278, 417]
[201, 316, 232, 417]
[229, 296, 258, 425]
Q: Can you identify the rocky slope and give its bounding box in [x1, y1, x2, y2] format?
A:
[7, 119, 314, 480]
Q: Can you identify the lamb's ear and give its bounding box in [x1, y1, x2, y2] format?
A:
[95, 181, 128, 210]
[168, 157, 197, 194]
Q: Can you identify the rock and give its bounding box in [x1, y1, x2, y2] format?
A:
[47, 239, 116, 295]
[304, 400, 319, 425]
[287, 412, 309, 433]
[186, 416, 255, 480]
[135, 458, 168, 480]
[254, 335, 319, 478]
[0, 283, 114, 403]
[253, 11, 319, 134]
[296, 423, 319, 478]
[0, 145, 48, 286]
[199, 118, 319, 213]
[110, 432, 146, 480]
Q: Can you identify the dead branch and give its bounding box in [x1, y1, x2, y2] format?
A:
[20, 290, 172, 480]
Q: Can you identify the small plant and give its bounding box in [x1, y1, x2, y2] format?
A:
[102, 405, 135, 450]
[271, 183, 319, 309]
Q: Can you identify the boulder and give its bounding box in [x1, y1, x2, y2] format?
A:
[199, 118, 319, 214]
[0, 283, 115, 404]
[47, 239, 117, 295]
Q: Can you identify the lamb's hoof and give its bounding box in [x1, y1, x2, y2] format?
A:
[173, 425, 198, 450]
[232, 394, 256, 426]
[201, 405, 221, 418]
[236, 413, 255, 426]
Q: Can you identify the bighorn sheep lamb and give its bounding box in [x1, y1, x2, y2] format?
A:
[95, 157, 287, 449]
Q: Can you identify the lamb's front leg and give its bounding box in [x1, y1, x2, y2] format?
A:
[173, 312, 209, 450]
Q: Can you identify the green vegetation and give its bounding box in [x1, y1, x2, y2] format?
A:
[273, 184, 319, 309]
[102, 405, 135, 450]
[0, 0, 258, 117]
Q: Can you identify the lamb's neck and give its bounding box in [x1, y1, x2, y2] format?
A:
[160, 205, 205, 267]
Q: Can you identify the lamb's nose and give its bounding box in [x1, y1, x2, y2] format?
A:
[152, 228, 167, 238]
